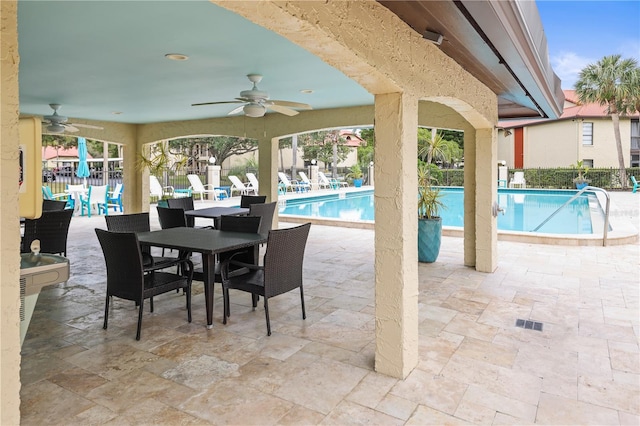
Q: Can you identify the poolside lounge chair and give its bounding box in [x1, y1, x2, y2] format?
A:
[298, 171, 316, 190]
[631, 176, 639, 193]
[278, 172, 309, 193]
[228, 175, 253, 197]
[150, 175, 174, 199]
[318, 171, 347, 189]
[187, 174, 226, 201]
[245, 173, 260, 194]
[509, 171, 526, 188]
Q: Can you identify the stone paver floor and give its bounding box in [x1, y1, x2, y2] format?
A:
[20, 192, 639, 425]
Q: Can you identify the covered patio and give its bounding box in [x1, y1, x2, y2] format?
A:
[3, 1, 565, 423]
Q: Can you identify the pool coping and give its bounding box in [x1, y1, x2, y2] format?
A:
[278, 186, 639, 246]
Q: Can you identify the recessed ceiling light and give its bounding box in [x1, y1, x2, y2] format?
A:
[111, 111, 122, 115]
[300, 89, 314, 94]
[165, 53, 189, 61]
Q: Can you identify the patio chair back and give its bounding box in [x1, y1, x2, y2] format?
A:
[167, 196, 196, 227]
[106, 183, 123, 212]
[80, 185, 109, 217]
[42, 199, 68, 211]
[21, 208, 73, 256]
[249, 201, 277, 235]
[240, 194, 266, 208]
[157, 206, 187, 229]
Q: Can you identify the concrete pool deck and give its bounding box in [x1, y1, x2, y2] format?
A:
[19, 189, 639, 424]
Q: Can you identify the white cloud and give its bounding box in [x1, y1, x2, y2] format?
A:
[550, 51, 594, 89]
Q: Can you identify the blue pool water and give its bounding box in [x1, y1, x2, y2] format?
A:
[278, 188, 602, 234]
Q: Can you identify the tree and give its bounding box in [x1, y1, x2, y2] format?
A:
[574, 55, 640, 189]
[169, 135, 258, 171]
[300, 130, 350, 176]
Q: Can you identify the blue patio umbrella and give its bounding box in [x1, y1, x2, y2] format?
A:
[75, 137, 90, 185]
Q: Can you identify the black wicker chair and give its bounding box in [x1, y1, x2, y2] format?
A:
[240, 195, 266, 208]
[248, 201, 276, 235]
[42, 199, 68, 211]
[167, 196, 196, 227]
[221, 222, 311, 335]
[21, 209, 73, 256]
[95, 229, 193, 340]
[105, 213, 182, 270]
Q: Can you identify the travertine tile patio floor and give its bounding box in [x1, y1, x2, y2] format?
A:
[20, 192, 639, 425]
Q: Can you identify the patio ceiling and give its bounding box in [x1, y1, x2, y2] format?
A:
[17, 0, 563, 129]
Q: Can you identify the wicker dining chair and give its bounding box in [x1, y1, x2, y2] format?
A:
[105, 213, 182, 270]
[220, 222, 311, 335]
[21, 209, 74, 256]
[95, 228, 193, 340]
[248, 201, 276, 235]
[42, 199, 68, 211]
[166, 196, 196, 227]
[191, 215, 262, 316]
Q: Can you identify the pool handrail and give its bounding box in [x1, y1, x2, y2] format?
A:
[531, 186, 610, 246]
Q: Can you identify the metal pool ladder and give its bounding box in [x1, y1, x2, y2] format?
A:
[531, 186, 611, 246]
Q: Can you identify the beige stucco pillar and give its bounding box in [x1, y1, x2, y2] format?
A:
[258, 135, 279, 227]
[463, 129, 477, 267]
[474, 128, 498, 272]
[374, 92, 419, 378]
[1, 1, 22, 423]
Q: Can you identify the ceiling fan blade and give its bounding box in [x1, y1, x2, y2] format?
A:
[227, 105, 246, 115]
[269, 100, 312, 110]
[266, 104, 299, 116]
[70, 123, 103, 130]
[63, 124, 80, 132]
[191, 100, 244, 107]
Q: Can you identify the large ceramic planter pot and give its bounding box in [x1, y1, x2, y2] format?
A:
[157, 199, 169, 208]
[418, 217, 442, 263]
[353, 178, 363, 188]
[575, 181, 589, 190]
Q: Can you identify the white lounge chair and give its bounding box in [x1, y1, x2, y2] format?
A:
[318, 171, 348, 189]
[298, 171, 316, 190]
[228, 175, 251, 196]
[150, 175, 174, 199]
[278, 172, 309, 193]
[509, 171, 527, 188]
[187, 174, 225, 201]
[245, 173, 260, 195]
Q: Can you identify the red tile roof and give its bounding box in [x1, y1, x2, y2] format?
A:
[42, 146, 93, 160]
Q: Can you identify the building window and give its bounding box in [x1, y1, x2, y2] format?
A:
[631, 119, 639, 150]
[582, 122, 593, 145]
[632, 154, 639, 168]
[583, 159, 594, 168]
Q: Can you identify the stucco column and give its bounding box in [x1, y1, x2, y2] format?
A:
[374, 92, 419, 378]
[1, 1, 22, 423]
[474, 128, 498, 272]
[463, 129, 476, 267]
[258, 135, 279, 226]
[125, 138, 147, 214]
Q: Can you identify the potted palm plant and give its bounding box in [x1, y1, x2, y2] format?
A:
[418, 162, 445, 263]
[571, 160, 590, 189]
[346, 163, 364, 187]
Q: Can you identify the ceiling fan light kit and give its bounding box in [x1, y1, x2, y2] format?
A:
[192, 74, 312, 118]
[243, 103, 266, 118]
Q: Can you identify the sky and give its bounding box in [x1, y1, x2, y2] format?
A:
[536, 0, 640, 89]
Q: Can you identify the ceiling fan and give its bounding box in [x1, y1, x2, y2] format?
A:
[42, 103, 103, 133]
[192, 74, 312, 118]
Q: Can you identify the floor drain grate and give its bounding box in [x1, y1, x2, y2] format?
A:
[515, 319, 543, 331]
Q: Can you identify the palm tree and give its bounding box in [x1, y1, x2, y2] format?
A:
[574, 55, 640, 189]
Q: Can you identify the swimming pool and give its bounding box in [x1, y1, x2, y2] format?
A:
[278, 188, 604, 235]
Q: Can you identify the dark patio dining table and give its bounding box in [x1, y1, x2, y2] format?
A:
[184, 206, 249, 228]
[137, 226, 267, 328]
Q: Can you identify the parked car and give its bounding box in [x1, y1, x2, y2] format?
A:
[42, 168, 56, 182]
[54, 165, 74, 176]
